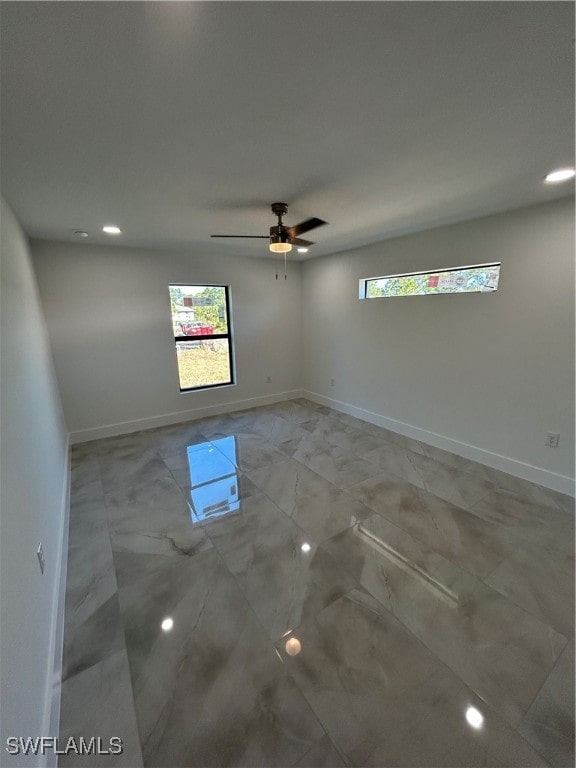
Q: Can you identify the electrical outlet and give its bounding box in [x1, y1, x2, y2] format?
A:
[330, 378, 335, 387]
[266, 376, 272, 384]
[37, 543, 45, 574]
[545, 432, 560, 448]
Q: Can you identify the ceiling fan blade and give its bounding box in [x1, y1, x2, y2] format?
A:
[286, 217, 327, 238]
[290, 237, 314, 247]
[211, 235, 269, 238]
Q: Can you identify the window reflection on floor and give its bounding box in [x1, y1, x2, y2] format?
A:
[186, 437, 240, 523]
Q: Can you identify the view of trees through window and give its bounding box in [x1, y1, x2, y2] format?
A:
[362, 263, 501, 299]
[169, 285, 233, 390]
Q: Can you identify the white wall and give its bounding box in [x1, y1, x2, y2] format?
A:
[0, 198, 69, 761]
[31, 240, 302, 440]
[302, 198, 575, 492]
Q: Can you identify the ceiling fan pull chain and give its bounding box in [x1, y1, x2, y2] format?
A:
[284, 251, 287, 280]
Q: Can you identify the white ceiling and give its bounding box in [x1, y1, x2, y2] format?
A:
[1, 1, 574, 260]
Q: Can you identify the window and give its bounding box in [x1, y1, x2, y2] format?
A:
[169, 285, 234, 391]
[359, 263, 501, 299]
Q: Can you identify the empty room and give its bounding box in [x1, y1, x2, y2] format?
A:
[0, 2, 574, 767]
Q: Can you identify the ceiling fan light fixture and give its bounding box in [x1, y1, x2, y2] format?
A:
[211, 202, 326, 256]
[269, 241, 292, 253]
[269, 231, 292, 253]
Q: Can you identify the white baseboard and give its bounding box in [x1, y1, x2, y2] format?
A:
[44, 436, 71, 767]
[69, 390, 304, 444]
[304, 390, 575, 498]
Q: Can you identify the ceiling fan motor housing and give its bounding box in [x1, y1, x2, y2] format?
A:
[269, 224, 290, 244]
[270, 203, 290, 247]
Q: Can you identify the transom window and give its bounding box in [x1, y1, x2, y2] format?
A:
[169, 285, 234, 391]
[359, 263, 501, 299]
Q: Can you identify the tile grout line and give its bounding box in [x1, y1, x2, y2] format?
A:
[513, 638, 571, 732]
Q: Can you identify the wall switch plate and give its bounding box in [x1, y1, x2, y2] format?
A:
[37, 543, 45, 574]
[545, 432, 560, 448]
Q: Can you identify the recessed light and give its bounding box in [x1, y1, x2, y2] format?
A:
[301, 542, 311, 553]
[102, 225, 122, 235]
[297, 247, 309, 254]
[161, 617, 174, 632]
[544, 168, 575, 184]
[73, 230, 89, 238]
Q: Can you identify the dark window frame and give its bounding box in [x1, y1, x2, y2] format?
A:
[170, 284, 235, 392]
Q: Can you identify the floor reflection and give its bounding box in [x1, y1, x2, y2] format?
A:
[186, 437, 240, 523]
[355, 522, 459, 607]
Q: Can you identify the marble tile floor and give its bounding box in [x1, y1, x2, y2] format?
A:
[59, 399, 575, 767]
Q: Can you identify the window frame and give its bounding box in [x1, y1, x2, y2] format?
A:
[359, 262, 501, 300]
[169, 284, 235, 392]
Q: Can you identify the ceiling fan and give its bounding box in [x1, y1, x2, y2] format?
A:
[211, 202, 327, 254]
